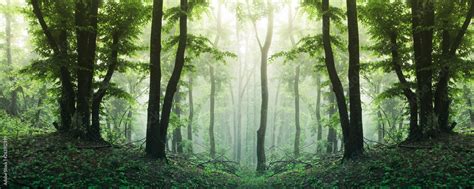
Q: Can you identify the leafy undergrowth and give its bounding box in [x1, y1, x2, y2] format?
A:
[268, 132, 474, 188]
[6, 133, 239, 188]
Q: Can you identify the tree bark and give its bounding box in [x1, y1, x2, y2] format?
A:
[346, 0, 364, 159]
[321, 0, 351, 159]
[75, 0, 100, 140]
[463, 85, 474, 127]
[31, 0, 75, 132]
[388, 34, 419, 141]
[146, 0, 164, 158]
[327, 93, 337, 153]
[91, 33, 119, 141]
[209, 65, 216, 158]
[4, 0, 18, 117]
[411, 0, 435, 137]
[158, 0, 188, 159]
[316, 75, 322, 142]
[271, 81, 281, 149]
[293, 65, 301, 157]
[187, 76, 194, 153]
[172, 88, 183, 154]
[255, 1, 274, 173]
[434, 1, 473, 132]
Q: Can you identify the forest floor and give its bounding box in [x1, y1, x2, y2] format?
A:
[4, 130, 473, 188]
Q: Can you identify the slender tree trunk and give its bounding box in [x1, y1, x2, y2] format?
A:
[327, 93, 337, 154]
[293, 65, 301, 157]
[463, 85, 474, 127]
[126, 110, 132, 143]
[346, 0, 364, 159]
[209, 65, 216, 158]
[172, 88, 183, 154]
[4, 0, 18, 117]
[255, 1, 274, 173]
[91, 33, 119, 141]
[187, 76, 194, 153]
[434, 1, 473, 132]
[271, 81, 281, 148]
[146, 0, 164, 158]
[316, 75, 322, 143]
[321, 0, 351, 159]
[31, 0, 75, 132]
[158, 0, 188, 159]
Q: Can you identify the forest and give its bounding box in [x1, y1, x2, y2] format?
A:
[0, 0, 473, 187]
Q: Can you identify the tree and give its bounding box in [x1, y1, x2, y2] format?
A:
[154, 0, 188, 159]
[30, 0, 75, 133]
[145, 0, 164, 158]
[4, 0, 18, 117]
[345, 0, 364, 158]
[245, 0, 274, 172]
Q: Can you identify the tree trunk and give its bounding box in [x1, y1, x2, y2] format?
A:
[321, 0, 351, 159]
[434, 1, 473, 132]
[346, 0, 364, 159]
[187, 76, 194, 153]
[31, 0, 75, 132]
[91, 33, 119, 141]
[75, 0, 100, 140]
[293, 65, 301, 157]
[256, 3, 274, 172]
[146, 0, 164, 158]
[172, 88, 183, 154]
[126, 109, 132, 143]
[316, 75, 322, 144]
[327, 93, 337, 154]
[158, 0, 188, 159]
[411, 0, 435, 137]
[209, 65, 216, 158]
[271, 81, 281, 149]
[386, 34, 419, 141]
[4, 0, 18, 117]
[463, 85, 474, 127]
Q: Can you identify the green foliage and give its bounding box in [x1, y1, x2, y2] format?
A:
[270, 34, 344, 63]
[8, 134, 240, 188]
[0, 111, 52, 138]
[268, 134, 474, 187]
[165, 34, 236, 63]
[301, 0, 344, 25]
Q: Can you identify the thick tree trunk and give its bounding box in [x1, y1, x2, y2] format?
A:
[321, 0, 351, 159]
[209, 65, 216, 158]
[256, 3, 273, 172]
[293, 65, 301, 157]
[158, 0, 188, 159]
[187, 76, 194, 153]
[346, 0, 364, 159]
[146, 0, 164, 158]
[75, 0, 100, 140]
[411, 0, 435, 137]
